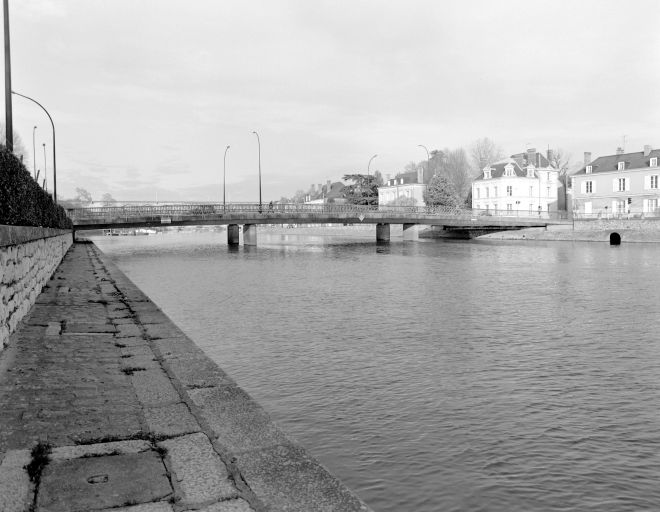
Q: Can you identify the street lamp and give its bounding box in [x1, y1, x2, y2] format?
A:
[12, 91, 57, 203]
[223, 145, 230, 211]
[42, 143, 47, 191]
[32, 125, 37, 178]
[418, 144, 430, 180]
[252, 131, 262, 210]
[367, 154, 377, 178]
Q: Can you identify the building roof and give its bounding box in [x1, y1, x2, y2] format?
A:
[574, 149, 660, 175]
[473, 152, 553, 182]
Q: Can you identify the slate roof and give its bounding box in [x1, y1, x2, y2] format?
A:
[474, 152, 552, 182]
[573, 149, 660, 175]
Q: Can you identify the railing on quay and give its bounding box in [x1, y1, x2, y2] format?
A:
[65, 202, 570, 223]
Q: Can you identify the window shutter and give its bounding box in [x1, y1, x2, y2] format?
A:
[612, 200, 618, 211]
[580, 181, 586, 194]
[613, 178, 618, 192]
[625, 178, 630, 191]
[644, 176, 650, 190]
[643, 199, 649, 212]
[592, 181, 596, 193]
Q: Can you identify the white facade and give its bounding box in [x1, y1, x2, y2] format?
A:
[472, 159, 559, 216]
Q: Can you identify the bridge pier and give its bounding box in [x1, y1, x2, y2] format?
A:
[376, 223, 390, 242]
[227, 224, 240, 245]
[243, 224, 257, 246]
[402, 223, 419, 241]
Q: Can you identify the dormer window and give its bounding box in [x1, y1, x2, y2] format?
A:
[586, 165, 592, 173]
[651, 157, 658, 167]
[526, 165, 535, 178]
[618, 161, 625, 171]
[483, 168, 491, 179]
[504, 164, 514, 177]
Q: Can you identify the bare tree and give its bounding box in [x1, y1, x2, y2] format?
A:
[441, 148, 472, 200]
[470, 137, 505, 176]
[101, 193, 117, 206]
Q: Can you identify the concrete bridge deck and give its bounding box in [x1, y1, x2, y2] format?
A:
[67, 202, 571, 244]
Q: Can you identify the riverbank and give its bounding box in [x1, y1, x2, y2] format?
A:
[0, 242, 372, 512]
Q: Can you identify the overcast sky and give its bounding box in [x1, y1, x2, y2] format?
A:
[5, 0, 660, 202]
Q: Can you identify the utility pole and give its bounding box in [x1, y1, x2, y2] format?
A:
[3, 0, 13, 151]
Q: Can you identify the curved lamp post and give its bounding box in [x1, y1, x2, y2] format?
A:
[42, 142, 47, 191]
[367, 153, 377, 179]
[12, 91, 57, 203]
[418, 144, 430, 179]
[223, 145, 230, 211]
[252, 131, 262, 210]
[32, 125, 37, 178]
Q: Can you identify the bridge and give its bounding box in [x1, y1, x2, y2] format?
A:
[66, 202, 571, 244]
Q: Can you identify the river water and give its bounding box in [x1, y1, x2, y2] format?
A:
[93, 228, 660, 512]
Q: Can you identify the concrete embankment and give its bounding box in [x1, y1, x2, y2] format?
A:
[0, 241, 372, 512]
[422, 218, 660, 243]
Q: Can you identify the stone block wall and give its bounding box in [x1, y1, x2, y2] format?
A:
[0, 227, 73, 350]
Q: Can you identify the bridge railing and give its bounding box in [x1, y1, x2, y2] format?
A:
[65, 202, 570, 222]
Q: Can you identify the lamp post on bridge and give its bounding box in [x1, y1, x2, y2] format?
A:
[223, 145, 230, 212]
[42, 142, 46, 191]
[367, 154, 377, 179]
[32, 125, 37, 178]
[252, 131, 262, 211]
[418, 144, 430, 180]
[12, 91, 57, 203]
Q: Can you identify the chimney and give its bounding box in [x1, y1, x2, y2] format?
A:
[327, 179, 331, 189]
[616, 147, 624, 155]
[644, 145, 653, 156]
[547, 149, 554, 166]
[584, 152, 591, 165]
[310, 184, 315, 193]
[527, 147, 536, 166]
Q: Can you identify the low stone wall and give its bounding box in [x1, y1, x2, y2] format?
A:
[0, 226, 73, 349]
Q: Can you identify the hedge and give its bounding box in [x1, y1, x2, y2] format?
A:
[0, 146, 72, 229]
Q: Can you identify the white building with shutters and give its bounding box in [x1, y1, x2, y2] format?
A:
[471, 148, 561, 216]
[571, 145, 660, 217]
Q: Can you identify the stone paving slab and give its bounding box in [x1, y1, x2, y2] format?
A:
[50, 440, 152, 461]
[159, 433, 237, 506]
[188, 386, 289, 453]
[144, 403, 200, 438]
[234, 443, 370, 512]
[37, 451, 172, 511]
[130, 369, 180, 407]
[198, 499, 255, 512]
[100, 503, 174, 512]
[0, 449, 32, 512]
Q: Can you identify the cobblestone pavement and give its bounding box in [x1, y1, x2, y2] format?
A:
[0, 242, 372, 512]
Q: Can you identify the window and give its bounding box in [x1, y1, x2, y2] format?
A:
[529, 204, 534, 214]
[506, 186, 512, 196]
[648, 199, 658, 212]
[618, 162, 625, 171]
[617, 178, 627, 191]
[494, 186, 498, 197]
[547, 187, 551, 197]
[614, 200, 626, 214]
[651, 175, 658, 189]
[506, 204, 513, 212]
[585, 181, 593, 193]
[484, 169, 491, 179]
[586, 165, 592, 173]
[494, 203, 498, 212]
[529, 186, 533, 197]
[504, 165, 514, 177]
[651, 157, 658, 167]
[486, 187, 489, 198]
[476, 188, 481, 199]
